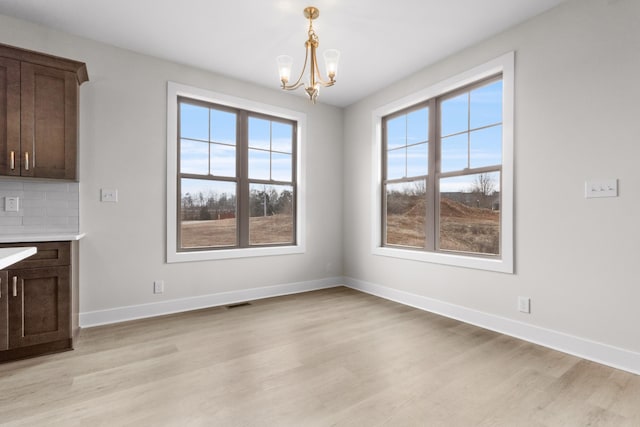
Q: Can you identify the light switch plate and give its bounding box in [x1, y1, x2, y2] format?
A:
[585, 179, 617, 198]
[100, 188, 118, 202]
[5, 196, 19, 212]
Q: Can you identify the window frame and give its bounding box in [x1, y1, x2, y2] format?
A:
[167, 82, 306, 263]
[371, 52, 514, 273]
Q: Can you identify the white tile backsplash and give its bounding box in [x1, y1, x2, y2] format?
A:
[0, 179, 79, 235]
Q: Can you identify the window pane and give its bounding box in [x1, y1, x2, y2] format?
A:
[248, 149, 270, 180]
[249, 184, 294, 245]
[406, 143, 428, 177]
[407, 107, 428, 144]
[441, 93, 468, 137]
[439, 172, 500, 255]
[386, 116, 406, 149]
[470, 80, 502, 130]
[211, 143, 236, 177]
[180, 103, 209, 141]
[248, 117, 271, 150]
[272, 152, 292, 182]
[272, 122, 293, 153]
[386, 147, 406, 180]
[180, 178, 237, 248]
[470, 125, 502, 169]
[210, 109, 236, 145]
[385, 180, 426, 248]
[441, 133, 468, 173]
[180, 139, 209, 175]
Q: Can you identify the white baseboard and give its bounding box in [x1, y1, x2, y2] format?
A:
[79, 277, 343, 328]
[343, 277, 640, 376]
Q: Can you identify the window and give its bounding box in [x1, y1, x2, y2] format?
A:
[167, 83, 306, 262]
[373, 53, 513, 273]
[178, 99, 296, 250]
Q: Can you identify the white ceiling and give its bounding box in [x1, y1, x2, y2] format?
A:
[0, 0, 568, 107]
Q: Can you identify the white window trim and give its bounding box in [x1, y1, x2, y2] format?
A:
[371, 52, 514, 273]
[166, 82, 306, 263]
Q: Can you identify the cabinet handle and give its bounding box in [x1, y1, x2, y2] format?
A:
[0, 277, 2, 299]
[12, 276, 17, 297]
[24, 152, 30, 171]
[10, 151, 15, 170]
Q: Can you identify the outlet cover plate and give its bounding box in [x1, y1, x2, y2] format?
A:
[518, 296, 531, 313]
[154, 280, 164, 294]
[4, 196, 19, 212]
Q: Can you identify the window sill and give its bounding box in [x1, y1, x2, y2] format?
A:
[372, 246, 513, 274]
[167, 244, 305, 263]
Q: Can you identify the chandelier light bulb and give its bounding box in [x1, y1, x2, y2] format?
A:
[277, 55, 293, 84]
[323, 49, 340, 80]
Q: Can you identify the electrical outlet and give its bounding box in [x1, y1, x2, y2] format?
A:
[153, 280, 164, 294]
[518, 296, 531, 313]
[4, 196, 19, 212]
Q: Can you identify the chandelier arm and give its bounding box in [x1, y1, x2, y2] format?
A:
[318, 80, 336, 88]
[312, 59, 335, 87]
[282, 81, 306, 91]
[282, 46, 310, 91]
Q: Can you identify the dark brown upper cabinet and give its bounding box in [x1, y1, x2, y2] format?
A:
[0, 43, 88, 180]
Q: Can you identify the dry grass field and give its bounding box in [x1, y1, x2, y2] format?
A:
[181, 199, 497, 254]
[181, 214, 293, 248]
[248, 214, 294, 245]
[439, 198, 499, 254]
[387, 198, 499, 254]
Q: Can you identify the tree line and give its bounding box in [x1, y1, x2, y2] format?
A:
[181, 187, 293, 221]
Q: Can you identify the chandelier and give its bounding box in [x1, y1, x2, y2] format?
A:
[277, 6, 340, 104]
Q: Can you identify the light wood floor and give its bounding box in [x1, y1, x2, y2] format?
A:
[1, 287, 639, 426]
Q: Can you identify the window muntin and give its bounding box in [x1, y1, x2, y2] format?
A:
[382, 75, 503, 258]
[177, 98, 296, 252]
[248, 117, 293, 182]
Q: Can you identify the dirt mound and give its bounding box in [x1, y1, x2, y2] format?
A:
[440, 198, 498, 220]
[405, 196, 426, 216]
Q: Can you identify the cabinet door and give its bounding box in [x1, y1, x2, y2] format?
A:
[0, 57, 20, 176]
[7, 266, 70, 349]
[21, 63, 78, 180]
[0, 270, 8, 350]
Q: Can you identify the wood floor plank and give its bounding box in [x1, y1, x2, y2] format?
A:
[0, 287, 638, 426]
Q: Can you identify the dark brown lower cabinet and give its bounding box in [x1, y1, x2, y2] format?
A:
[0, 241, 75, 363]
[0, 270, 8, 350]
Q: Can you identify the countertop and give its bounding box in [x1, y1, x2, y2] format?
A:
[0, 232, 86, 244]
[0, 247, 37, 269]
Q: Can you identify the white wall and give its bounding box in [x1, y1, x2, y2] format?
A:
[0, 14, 344, 320]
[344, 0, 640, 354]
